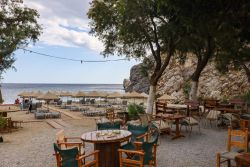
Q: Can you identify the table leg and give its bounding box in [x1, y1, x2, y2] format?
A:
[94, 142, 120, 167]
[171, 119, 185, 140]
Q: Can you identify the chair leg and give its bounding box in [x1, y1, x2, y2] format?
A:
[227, 159, 231, 167]
[216, 153, 221, 167]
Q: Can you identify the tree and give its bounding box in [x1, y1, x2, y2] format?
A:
[88, 0, 183, 113]
[215, 4, 250, 83]
[171, 0, 249, 100]
[0, 0, 42, 103]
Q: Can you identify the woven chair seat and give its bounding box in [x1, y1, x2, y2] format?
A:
[206, 110, 221, 120]
[182, 117, 199, 125]
[220, 151, 241, 160]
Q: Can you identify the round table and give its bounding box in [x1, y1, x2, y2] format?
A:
[81, 129, 131, 167]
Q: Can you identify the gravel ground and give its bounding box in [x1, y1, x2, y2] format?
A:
[0, 111, 228, 167]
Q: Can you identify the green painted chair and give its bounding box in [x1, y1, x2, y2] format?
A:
[96, 121, 121, 130]
[133, 130, 159, 167]
[141, 130, 159, 166]
[53, 143, 99, 167]
[121, 124, 149, 150]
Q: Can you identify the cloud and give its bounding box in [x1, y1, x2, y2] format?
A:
[24, 0, 103, 52]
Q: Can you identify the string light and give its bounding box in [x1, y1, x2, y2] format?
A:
[19, 48, 127, 63]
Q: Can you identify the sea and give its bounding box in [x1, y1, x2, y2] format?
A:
[1, 83, 124, 104]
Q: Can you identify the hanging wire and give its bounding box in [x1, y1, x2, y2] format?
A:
[20, 48, 127, 63]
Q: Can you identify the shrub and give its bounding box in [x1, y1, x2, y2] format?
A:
[183, 81, 191, 99]
[127, 103, 145, 120]
[0, 116, 7, 128]
[242, 91, 250, 104]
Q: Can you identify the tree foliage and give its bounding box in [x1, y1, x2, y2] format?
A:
[88, 0, 184, 85]
[168, 0, 250, 99]
[0, 0, 42, 77]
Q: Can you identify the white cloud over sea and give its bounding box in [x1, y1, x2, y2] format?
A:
[24, 0, 103, 52]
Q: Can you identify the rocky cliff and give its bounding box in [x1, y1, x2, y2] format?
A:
[124, 56, 250, 101]
[123, 64, 150, 93]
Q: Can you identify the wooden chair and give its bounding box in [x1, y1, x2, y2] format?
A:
[240, 119, 250, 140]
[143, 114, 172, 134]
[204, 99, 219, 112]
[56, 130, 85, 154]
[133, 130, 159, 167]
[155, 101, 167, 115]
[118, 149, 144, 167]
[54, 143, 99, 167]
[216, 127, 249, 167]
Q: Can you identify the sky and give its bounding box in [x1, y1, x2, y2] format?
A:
[2, 0, 138, 84]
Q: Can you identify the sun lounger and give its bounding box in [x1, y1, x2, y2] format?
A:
[51, 112, 61, 118]
[34, 112, 46, 119]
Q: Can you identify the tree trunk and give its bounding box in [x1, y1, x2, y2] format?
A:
[0, 87, 3, 104]
[189, 81, 198, 100]
[241, 63, 250, 83]
[146, 85, 156, 114]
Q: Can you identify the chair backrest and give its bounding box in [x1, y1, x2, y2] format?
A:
[56, 130, 66, 149]
[240, 119, 250, 130]
[141, 130, 159, 165]
[54, 143, 79, 167]
[128, 124, 149, 142]
[204, 99, 219, 108]
[227, 126, 249, 152]
[138, 114, 151, 126]
[97, 122, 120, 130]
[155, 102, 166, 115]
[118, 149, 144, 167]
[106, 108, 115, 121]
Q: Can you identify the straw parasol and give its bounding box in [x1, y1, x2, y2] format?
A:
[37, 91, 60, 101]
[86, 91, 105, 98]
[59, 91, 72, 97]
[140, 92, 149, 99]
[107, 92, 123, 99]
[123, 91, 145, 99]
[158, 94, 176, 101]
[18, 91, 36, 98]
[32, 91, 43, 98]
[73, 91, 87, 98]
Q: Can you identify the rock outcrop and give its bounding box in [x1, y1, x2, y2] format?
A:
[124, 56, 250, 101]
[123, 64, 150, 93]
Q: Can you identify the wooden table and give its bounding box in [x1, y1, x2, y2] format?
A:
[81, 130, 131, 167]
[163, 114, 186, 140]
[235, 153, 250, 167]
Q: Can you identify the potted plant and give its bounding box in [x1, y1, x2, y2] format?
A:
[127, 103, 145, 120]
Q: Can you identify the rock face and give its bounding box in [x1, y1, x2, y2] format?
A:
[123, 64, 150, 93]
[124, 56, 250, 101]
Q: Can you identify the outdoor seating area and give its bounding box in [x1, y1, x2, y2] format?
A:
[1, 90, 250, 167]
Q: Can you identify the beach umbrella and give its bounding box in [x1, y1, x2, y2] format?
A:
[18, 91, 36, 98]
[107, 92, 123, 99]
[123, 91, 145, 99]
[32, 91, 43, 98]
[59, 91, 72, 97]
[86, 91, 103, 98]
[37, 91, 60, 101]
[73, 91, 87, 98]
[158, 94, 176, 101]
[52, 91, 60, 96]
[140, 92, 149, 98]
[37, 91, 59, 110]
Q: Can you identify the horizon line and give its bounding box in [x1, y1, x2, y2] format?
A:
[1, 82, 123, 85]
